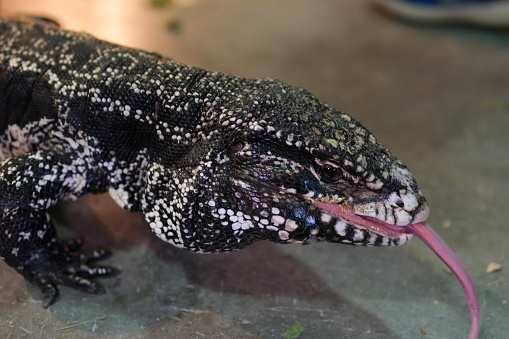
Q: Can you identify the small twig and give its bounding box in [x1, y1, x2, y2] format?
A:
[60, 316, 108, 330]
[20, 327, 32, 334]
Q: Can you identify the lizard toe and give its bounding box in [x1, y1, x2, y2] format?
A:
[77, 248, 112, 263]
[33, 275, 59, 308]
[56, 272, 107, 295]
[70, 264, 120, 278]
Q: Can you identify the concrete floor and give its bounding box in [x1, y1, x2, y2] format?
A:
[1, 0, 508, 338]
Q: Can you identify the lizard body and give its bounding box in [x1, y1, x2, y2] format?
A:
[0, 16, 479, 338]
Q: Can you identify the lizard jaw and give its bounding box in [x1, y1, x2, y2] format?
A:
[314, 201, 415, 240]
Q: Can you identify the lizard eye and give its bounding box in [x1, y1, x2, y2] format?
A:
[317, 162, 343, 182]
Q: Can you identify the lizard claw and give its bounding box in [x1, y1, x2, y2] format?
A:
[35, 275, 59, 308]
[20, 238, 119, 307]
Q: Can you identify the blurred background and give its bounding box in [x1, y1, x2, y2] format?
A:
[0, 0, 508, 338]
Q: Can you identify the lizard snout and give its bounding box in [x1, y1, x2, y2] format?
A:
[353, 190, 429, 226]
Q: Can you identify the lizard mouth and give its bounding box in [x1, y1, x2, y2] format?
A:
[314, 201, 413, 239]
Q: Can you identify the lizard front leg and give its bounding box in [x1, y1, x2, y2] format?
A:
[0, 149, 116, 307]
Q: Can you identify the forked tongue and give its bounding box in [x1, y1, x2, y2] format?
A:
[408, 222, 481, 339]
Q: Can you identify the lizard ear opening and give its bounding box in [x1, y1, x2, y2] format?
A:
[226, 139, 245, 154]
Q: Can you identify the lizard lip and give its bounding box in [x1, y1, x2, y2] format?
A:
[314, 201, 413, 237]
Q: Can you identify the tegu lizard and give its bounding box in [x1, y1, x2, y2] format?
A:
[0, 16, 480, 338]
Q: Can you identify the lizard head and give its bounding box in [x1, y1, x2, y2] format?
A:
[205, 79, 430, 248]
[146, 78, 477, 338]
[145, 77, 430, 250]
[144, 78, 478, 338]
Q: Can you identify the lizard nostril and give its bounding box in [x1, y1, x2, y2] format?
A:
[395, 199, 405, 209]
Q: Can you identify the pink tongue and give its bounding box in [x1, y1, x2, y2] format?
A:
[408, 222, 481, 339]
[314, 202, 480, 337]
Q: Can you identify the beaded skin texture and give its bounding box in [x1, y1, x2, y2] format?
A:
[0, 16, 429, 306]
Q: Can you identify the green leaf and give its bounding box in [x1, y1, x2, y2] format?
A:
[283, 321, 303, 339]
[165, 18, 182, 34]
